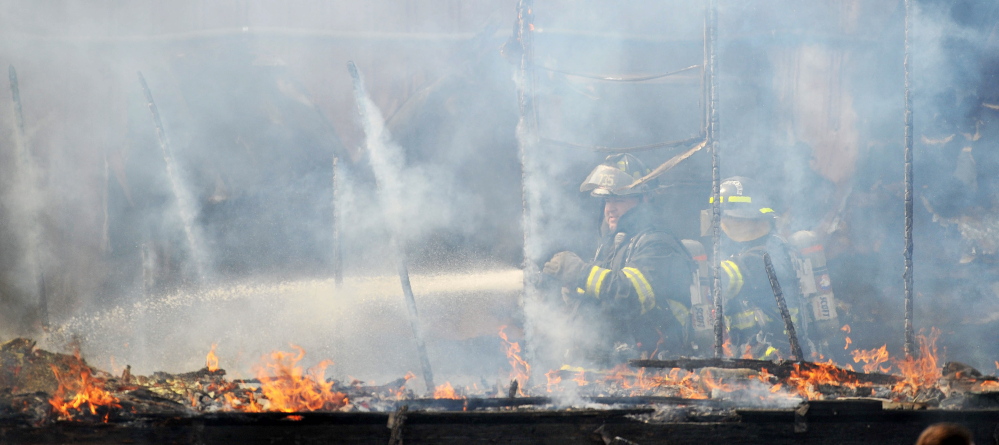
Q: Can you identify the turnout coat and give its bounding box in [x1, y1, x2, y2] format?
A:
[573, 205, 695, 357]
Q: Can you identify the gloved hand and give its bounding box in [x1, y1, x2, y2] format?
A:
[542, 251, 586, 288]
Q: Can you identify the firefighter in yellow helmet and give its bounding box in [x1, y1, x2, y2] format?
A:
[714, 176, 804, 360]
[542, 154, 695, 363]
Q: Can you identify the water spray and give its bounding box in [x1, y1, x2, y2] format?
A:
[136, 71, 211, 286]
[347, 60, 435, 394]
[7, 64, 48, 328]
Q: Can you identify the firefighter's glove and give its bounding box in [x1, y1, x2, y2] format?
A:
[542, 251, 586, 288]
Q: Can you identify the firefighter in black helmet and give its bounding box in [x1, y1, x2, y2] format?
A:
[542, 154, 695, 364]
[714, 176, 804, 360]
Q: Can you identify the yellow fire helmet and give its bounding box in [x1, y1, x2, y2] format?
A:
[711, 176, 775, 219]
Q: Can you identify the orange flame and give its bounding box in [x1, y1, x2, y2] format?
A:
[979, 380, 999, 391]
[852, 344, 891, 374]
[49, 354, 120, 421]
[892, 328, 942, 396]
[841, 325, 852, 350]
[433, 382, 462, 399]
[787, 361, 860, 400]
[721, 337, 733, 357]
[498, 326, 530, 393]
[545, 369, 562, 393]
[700, 369, 735, 395]
[597, 364, 708, 399]
[206, 343, 220, 372]
[231, 345, 347, 412]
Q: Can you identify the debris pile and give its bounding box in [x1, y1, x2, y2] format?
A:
[1, 333, 998, 426]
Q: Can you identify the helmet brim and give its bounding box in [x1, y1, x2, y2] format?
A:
[580, 164, 646, 196]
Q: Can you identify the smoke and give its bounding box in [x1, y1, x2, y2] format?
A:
[0, 0, 995, 392]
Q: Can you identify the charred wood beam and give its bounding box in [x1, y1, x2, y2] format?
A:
[762, 252, 803, 361]
[540, 135, 702, 154]
[902, 0, 916, 359]
[629, 358, 900, 385]
[387, 405, 407, 445]
[707, 0, 725, 358]
[400, 397, 725, 412]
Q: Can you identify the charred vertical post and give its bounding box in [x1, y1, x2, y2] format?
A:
[8, 65, 47, 328]
[347, 61, 435, 394]
[331, 155, 343, 287]
[763, 252, 803, 361]
[902, 0, 916, 358]
[706, 0, 725, 357]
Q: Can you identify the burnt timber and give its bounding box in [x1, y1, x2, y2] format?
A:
[2, 402, 999, 444]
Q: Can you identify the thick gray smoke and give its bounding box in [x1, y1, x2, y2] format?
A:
[0, 0, 997, 389]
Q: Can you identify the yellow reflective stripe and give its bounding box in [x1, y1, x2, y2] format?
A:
[621, 267, 656, 314]
[585, 266, 611, 299]
[759, 207, 774, 214]
[759, 346, 778, 360]
[667, 300, 689, 327]
[720, 260, 744, 296]
[731, 309, 757, 330]
[709, 196, 757, 203]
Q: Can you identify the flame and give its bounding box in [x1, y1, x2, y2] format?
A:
[433, 382, 462, 399]
[206, 343, 220, 372]
[597, 364, 707, 399]
[891, 328, 942, 396]
[841, 325, 852, 350]
[852, 344, 891, 374]
[230, 345, 347, 412]
[49, 353, 120, 421]
[700, 369, 735, 395]
[979, 380, 999, 391]
[741, 344, 753, 360]
[545, 369, 562, 393]
[498, 326, 530, 393]
[787, 361, 861, 400]
[721, 337, 733, 357]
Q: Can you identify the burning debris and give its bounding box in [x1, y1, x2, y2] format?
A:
[0, 324, 996, 429]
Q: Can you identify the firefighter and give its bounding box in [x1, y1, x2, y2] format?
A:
[714, 176, 804, 360]
[541, 154, 694, 363]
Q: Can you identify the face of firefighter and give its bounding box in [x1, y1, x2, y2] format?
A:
[720, 216, 772, 242]
[604, 196, 640, 232]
